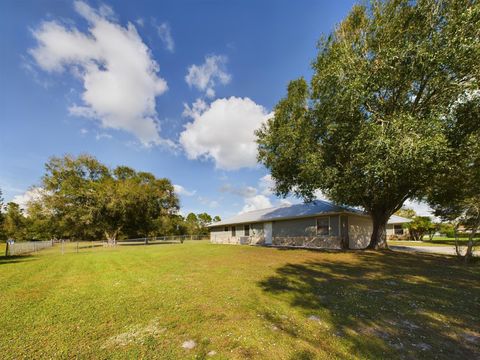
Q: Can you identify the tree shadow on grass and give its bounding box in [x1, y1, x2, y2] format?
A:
[116, 241, 182, 247]
[258, 250, 480, 360]
[0, 254, 36, 265]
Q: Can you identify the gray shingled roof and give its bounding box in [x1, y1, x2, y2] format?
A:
[209, 200, 366, 227]
[209, 200, 412, 227]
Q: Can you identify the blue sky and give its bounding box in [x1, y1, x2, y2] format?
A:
[2, 1, 437, 220]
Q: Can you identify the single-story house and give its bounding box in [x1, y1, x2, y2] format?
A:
[386, 215, 411, 239]
[208, 200, 411, 249]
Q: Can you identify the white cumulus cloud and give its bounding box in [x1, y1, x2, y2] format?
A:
[173, 184, 196, 197]
[403, 199, 435, 217]
[156, 22, 174, 53]
[259, 174, 275, 196]
[180, 96, 271, 170]
[185, 55, 231, 98]
[219, 182, 273, 213]
[241, 195, 272, 213]
[29, 1, 170, 146]
[11, 187, 44, 212]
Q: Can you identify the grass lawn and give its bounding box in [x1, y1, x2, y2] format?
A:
[1, 241, 479, 359]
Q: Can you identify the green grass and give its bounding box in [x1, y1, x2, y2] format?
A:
[1, 241, 479, 359]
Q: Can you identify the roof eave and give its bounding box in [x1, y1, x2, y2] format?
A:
[207, 210, 368, 227]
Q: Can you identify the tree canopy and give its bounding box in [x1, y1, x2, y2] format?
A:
[395, 208, 416, 220]
[0, 156, 221, 243]
[256, 0, 480, 249]
[427, 92, 480, 260]
[3, 202, 26, 240]
[38, 154, 180, 243]
[404, 216, 436, 241]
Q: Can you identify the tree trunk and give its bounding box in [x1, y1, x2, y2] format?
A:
[465, 238, 474, 263]
[464, 224, 478, 263]
[367, 214, 389, 250]
[428, 231, 434, 242]
[105, 230, 118, 246]
[453, 224, 462, 258]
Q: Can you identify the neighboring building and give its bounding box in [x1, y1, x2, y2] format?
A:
[208, 200, 412, 249]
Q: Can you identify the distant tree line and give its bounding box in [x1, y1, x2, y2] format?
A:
[0, 155, 220, 244]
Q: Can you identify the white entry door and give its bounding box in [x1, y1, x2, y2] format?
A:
[264, 222, 272, 245]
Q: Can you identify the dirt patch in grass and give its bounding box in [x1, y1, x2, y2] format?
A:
[103, 318, 167, 347]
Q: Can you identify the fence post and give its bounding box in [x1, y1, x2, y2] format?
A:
[76, 241, 79, 253]
[61, 240, 64, 255]
[5, 242, 9, 257]
[144, 237, 148, 245]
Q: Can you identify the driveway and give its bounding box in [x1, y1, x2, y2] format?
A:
[390, 245, 478, 257]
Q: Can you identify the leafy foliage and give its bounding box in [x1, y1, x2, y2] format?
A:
[3, 203, 26, 240]
[395, 208, 416, 220]
[404, 216, 436, 241]
[0, 156, 221, 242]
[257, 0, 480, 249]
[183, 213, 221, 236]
[426, 91, 480, 260]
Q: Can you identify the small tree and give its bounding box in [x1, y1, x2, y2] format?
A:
[439, 223, 455, 238]
[3, 203, 26, 240]
[432, 198, 480, 262]
[197, 213, 213, 235]
[25, 196, 60, 241]
[404, 216, 435, 241]
[185, 213, 199, 235]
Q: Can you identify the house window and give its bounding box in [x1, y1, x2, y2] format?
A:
[394, 224, 404, 235]
[244, 224, 250, 236]
[316, 217, 330, 236]
[224, 226, 229, 232]
[232, 226, 236, 237]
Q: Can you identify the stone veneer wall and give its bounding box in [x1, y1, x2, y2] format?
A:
[271, 236, 342, 249]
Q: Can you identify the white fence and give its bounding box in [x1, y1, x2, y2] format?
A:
[3, 235, 209, 256]
[6, 240, 54, 256]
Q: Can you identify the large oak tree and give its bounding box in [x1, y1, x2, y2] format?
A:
[256, 0, 480, 249]
[38, 154, 179, 243]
